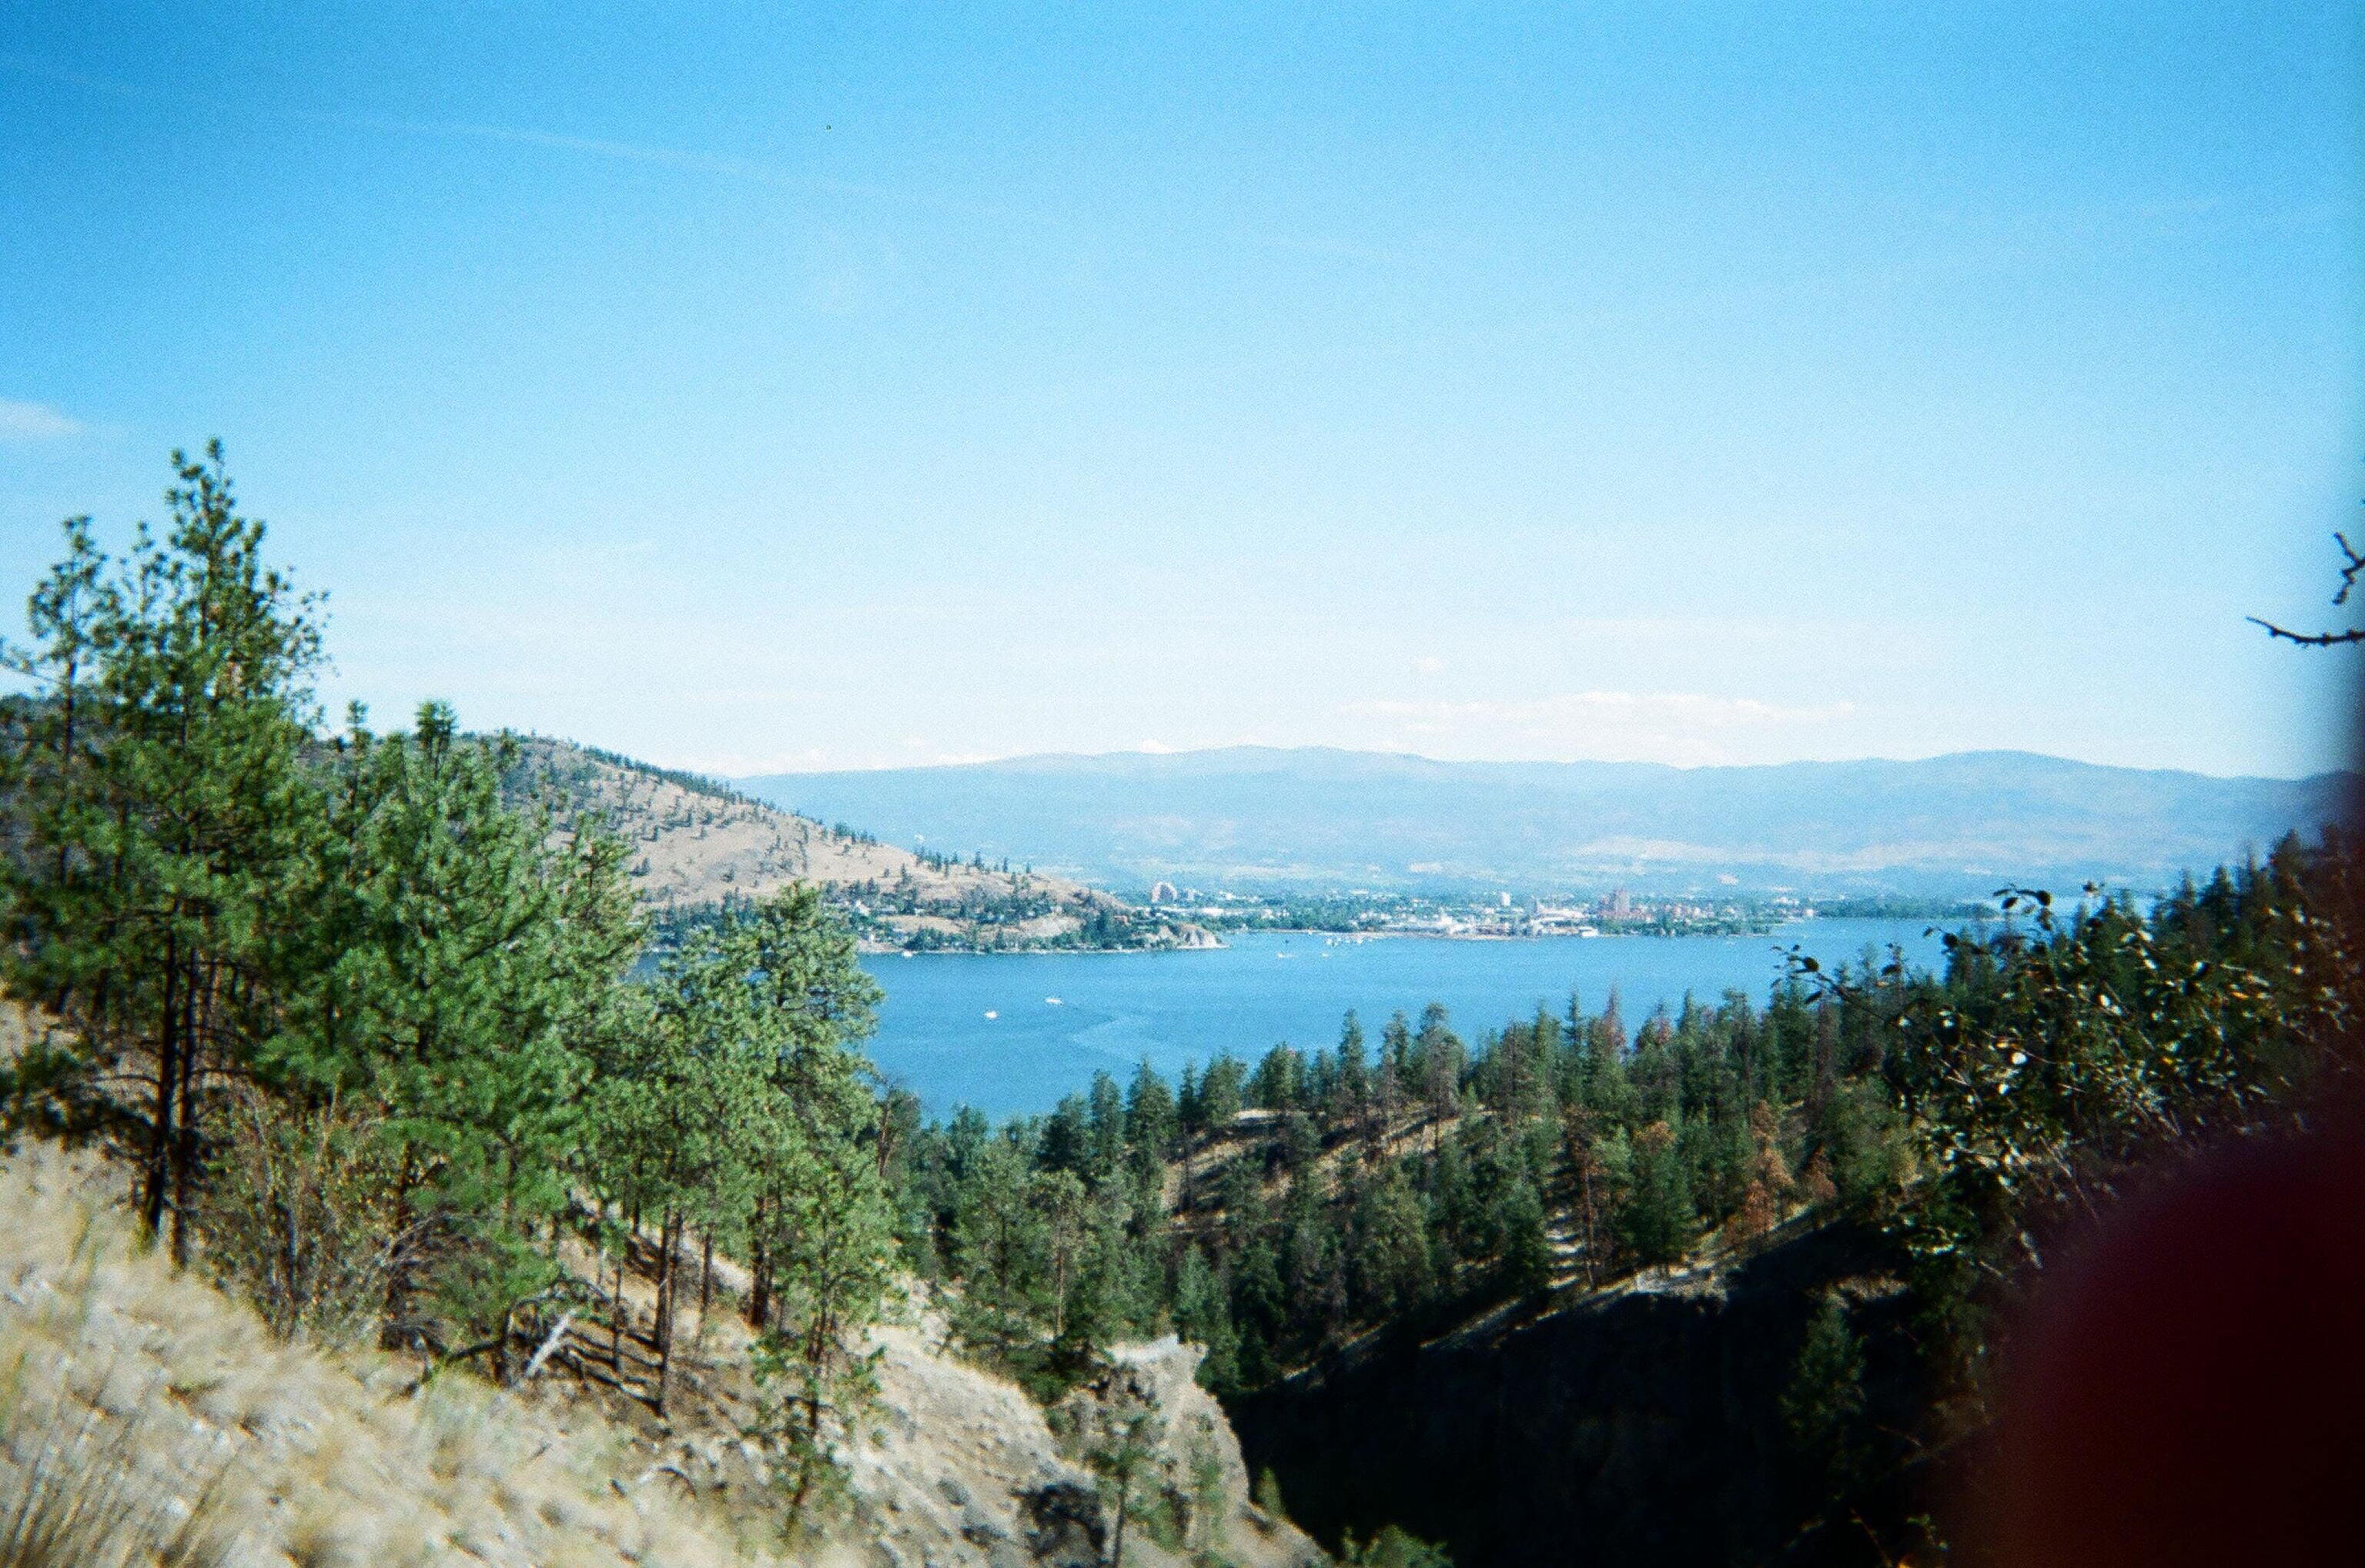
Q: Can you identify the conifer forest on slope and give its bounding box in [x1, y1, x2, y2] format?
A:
[2, 448, 2353, 1566]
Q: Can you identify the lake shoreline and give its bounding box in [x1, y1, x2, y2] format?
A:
[859, 917, 1952, 1117]
[858, 921, 1819, 957]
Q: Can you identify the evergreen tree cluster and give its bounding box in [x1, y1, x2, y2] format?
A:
[2, 447, 2343, 1563]
[0, 450, 898, 1526]
[888, 844, 2345, 1421]
[886, 971, 1905, 1399]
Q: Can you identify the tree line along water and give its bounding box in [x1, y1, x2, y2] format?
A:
[857, 918, 1958, 1119]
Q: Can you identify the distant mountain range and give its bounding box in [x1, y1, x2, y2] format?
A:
[735, 747, 2353, 900]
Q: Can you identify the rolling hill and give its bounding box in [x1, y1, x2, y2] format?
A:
[737, 747, 2352, 901]
[502, 737, 1215, 952]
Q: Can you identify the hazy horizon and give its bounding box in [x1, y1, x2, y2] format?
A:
[729, 739, 2353, 786]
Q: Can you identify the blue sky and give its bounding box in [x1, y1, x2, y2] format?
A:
[2, 2, 2357, 777]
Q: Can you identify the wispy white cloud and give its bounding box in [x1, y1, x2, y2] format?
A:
[0, 400, 82, 442]
[1, 53, 1017, 227]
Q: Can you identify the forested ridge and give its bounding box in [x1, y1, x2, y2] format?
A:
[879, 808, 2355, 1568]
[0, 450, 1363, 1565]
[891, 837, 2345, 1348]
[881, 820, 2357, 1562]
[0, 449, 906, 1543]
[1, 449, 2353, 1566]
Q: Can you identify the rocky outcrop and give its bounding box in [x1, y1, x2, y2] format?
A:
[844, 1322, 1098, 1567]
[1054, 1339, 1322, 1568]
[850, 1327, 1323, 1568]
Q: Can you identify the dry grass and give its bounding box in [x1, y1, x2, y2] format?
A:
[510, 735, 1102, 915]
[0, 1143, 800, 1567]
[503, 737, 1221, 952]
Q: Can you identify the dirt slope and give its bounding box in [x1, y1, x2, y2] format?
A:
[0, 1137, 1323, 1568]
[505, 737, 1216, 953]
[0, 1142, 788, 1567]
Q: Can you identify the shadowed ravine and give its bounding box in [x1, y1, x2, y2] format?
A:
[1228, 1221, 1928, 1568]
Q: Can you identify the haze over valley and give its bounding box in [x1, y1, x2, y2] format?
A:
[742, 746, 2347, 902]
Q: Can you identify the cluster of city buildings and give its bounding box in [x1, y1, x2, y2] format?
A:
[1142, 884, 1781, 939]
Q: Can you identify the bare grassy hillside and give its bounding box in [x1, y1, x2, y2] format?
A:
[0, 1143, 796, 1568]
[0, 1140, 1322, 1568]
[504, 737, 1216, 953]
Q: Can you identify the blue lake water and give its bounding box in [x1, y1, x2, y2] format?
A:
[860, 918, 1960, 1118]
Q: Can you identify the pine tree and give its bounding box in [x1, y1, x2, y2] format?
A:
[1781, 1294, 1868, 1489]
[1416, 1003, 1462, 1130]
[2, 448, 327, 1262]
[1489, 1172, 1552, 1297]
[1039, 1092, 1092, 1176]
[283, 705, 641, 1368]
[1349, 1165, 1435, 1319]
[949, 1135, 1051, 1368]
[1124, 1058, 1176, 1198]
[1621, 1120, 1696, 1270]
[1381, 1010, 1413, 1079]
[1173, 1242, 1239, 1392]
[1227, 1225, 1284, 1387]
[1253, 1043, 1303, 1112]
[1199, 1051, 1246, 1130]
[1087, 1069, 1127, 1183]
[1427, 1135, 1480, 1266]
[1336, 1010, 1370, 1128]
[730, 885, 893, 1516]
[1125, 1058, 1178, 1162]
